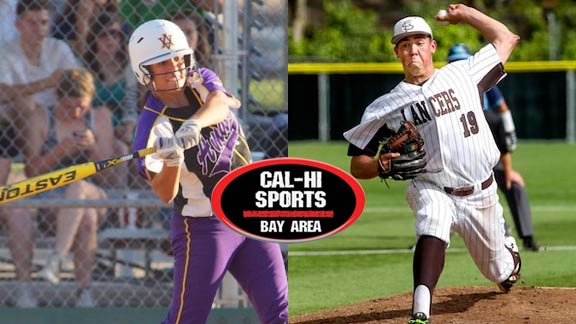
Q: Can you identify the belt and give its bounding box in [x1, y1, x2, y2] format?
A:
[443, 175, 494, 197]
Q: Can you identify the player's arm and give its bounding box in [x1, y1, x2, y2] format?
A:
[494, 97, 509, 114]
[175, 88, 238, 150]
[23, 108, 76, 177]
[88, 106, 120, 185]
[493, 109, 515, 189]
[350, 153, 400, 179]
[144, 152, 182, 204]
[148, 167, 181, 204]
[0, 70, 65, 104]
[348, 140, 400, 179]
[89, 107, 116, 161]
[190, 89, 235, 128]
[441, 4, 519, 64]
[145, 124, 184, 203]
[488, 87, 518, 151]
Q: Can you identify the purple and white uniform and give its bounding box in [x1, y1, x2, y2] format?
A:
[344, 44, 516, 284]
[133, 68, 288, 324]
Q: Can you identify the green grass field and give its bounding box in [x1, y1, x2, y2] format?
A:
[287, 140, 576, 316]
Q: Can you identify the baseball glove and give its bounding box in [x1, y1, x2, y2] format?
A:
[377, 121, 427, 181]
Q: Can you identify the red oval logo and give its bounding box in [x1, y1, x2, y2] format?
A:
[212, 158, 365, 243]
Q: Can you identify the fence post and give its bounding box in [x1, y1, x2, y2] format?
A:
[566, 70, 575, 143]
[318, 73, 330, 142]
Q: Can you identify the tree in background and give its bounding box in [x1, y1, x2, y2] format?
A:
[289, 0, 394, 62]
[289, 0, 574, 62]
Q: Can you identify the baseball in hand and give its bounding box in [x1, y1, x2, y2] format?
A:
[436, 9, 449, 25]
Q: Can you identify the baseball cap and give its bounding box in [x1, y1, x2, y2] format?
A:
[447, 43, 472, 62]
[391, 16, 433, 45]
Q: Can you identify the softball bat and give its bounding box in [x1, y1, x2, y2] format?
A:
[0, 147, 156, 205]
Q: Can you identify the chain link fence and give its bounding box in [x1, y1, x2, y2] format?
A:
[0, 0, 287, 309]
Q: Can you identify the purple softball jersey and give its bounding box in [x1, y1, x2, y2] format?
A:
[133, 68, 288, 324]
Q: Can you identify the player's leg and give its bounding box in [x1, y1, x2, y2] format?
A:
[70, 208, 100, 307]
[2, 207, 34, 282]
[162, 216, 240, 324]
[455, 195, 520, 288]
[70, 182, 107, 307]
[39, 181, 107, 284]
[406, 181, 454, 321]
[0, 206, 36, 307]
[411, 235, 446, 321]
[504, 183, 538, 250]
[53, 182, 98, 257]
[494, 167, 539, 251]
[228, 239, 288, 324]
[0, 104, 37, 307]
[0, 157, 11, 185]
[0, 156, 33, 282]
[38, 187, 83, 284]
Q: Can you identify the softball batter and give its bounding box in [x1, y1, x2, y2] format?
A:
[343, 5, 521, 324]
[129, 19, 287, 324]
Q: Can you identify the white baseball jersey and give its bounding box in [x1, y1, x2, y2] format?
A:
[344, 43, 516, 284]
[344, 44, 502, 189]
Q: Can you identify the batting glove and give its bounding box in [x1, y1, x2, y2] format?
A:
[154, 137, 184, 167]
[500, 110, 517, 152]
[175, 119, 202, 150]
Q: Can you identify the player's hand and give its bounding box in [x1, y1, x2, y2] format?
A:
[388, 149, 427, 180]
[377, 152, 401, 174]
[47, 69, 66, 88]
[175, 119, 202, 150]
[154, 136, 184, 167]
[504, 169, 525, 190]
[440, 4, 467, 25]
[115, 121, 135, 144]
[63, 129, 95, 154]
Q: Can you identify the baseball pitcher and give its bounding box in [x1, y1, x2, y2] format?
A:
[343, 4, 521, 324]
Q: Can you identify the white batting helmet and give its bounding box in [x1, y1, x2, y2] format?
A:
[128, 19, 197, 89]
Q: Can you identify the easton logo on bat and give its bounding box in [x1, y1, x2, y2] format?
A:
[0, 170, 78, 202]
[0, 147, 156, 205]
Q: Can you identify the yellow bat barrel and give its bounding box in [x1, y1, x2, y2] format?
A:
[0, 162, 97, 205]
[0, 146, 156, 205]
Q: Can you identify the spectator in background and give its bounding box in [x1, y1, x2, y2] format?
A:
[82, 12, 145, 190]
[24, 69, 116, 307]
[50, 0, 130, 59]
[0, 0, 79, 110]
[168, 9, 213, 68]
[120, 0, 221, 30]
[0, 0, 79, 138]
[0, 0, 79, 307]
[82, 13, 138, 146]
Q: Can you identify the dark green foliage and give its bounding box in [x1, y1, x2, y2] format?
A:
[289, 0, 395, 62]
[289, 0, 575, 62]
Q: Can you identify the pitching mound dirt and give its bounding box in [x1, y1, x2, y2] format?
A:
[290, 286, 576, 323]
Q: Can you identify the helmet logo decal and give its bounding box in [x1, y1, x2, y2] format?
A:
[159, 33, 174, 49]
[401, 20, 414, 32]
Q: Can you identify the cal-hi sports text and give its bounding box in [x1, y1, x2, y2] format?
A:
[255, 171, 326, 208]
